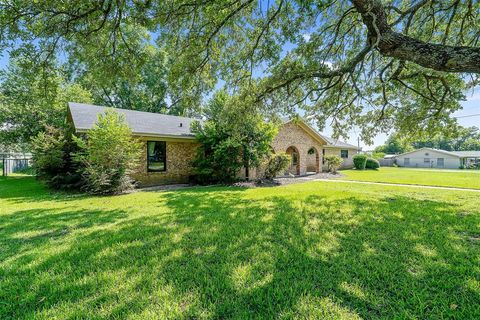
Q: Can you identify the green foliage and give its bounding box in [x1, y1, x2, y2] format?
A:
[374, 134, 413, 155]
[324, 155, 343, 174]
[410, 126, 480, 151]
[192, 91, 277, 183]
[0, 56, 92, 145]
[74, 110, 142, 194]
[263, 153, 290, 180]
[353, 154, 368, 170]
[371, 152, 385, 160]
[31, 125, 83, 189]
[366, 158, 380, 170]
[0, 1, 475, 142]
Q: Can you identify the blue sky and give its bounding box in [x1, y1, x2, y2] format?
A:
[1, 46, 478, 149]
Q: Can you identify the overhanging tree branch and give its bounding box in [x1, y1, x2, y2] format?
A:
[352, 0, 480, 73]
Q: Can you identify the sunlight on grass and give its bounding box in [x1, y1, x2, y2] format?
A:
[340, 167, 480, 189]
[1, 176, 480, 318]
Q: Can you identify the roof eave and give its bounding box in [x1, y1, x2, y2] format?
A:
[75, 128, 197, 140]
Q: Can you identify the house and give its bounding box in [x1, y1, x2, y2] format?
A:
[395, 147, 480, 169]
[68, 102, 360, 186]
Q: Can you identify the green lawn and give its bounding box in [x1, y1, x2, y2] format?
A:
[340, 167, 480, 189]
[1, 176, 480, 319]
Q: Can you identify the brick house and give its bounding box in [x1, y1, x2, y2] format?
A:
[68, 102, 360, 186]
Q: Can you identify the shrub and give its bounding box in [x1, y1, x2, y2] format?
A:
[366, 157, 380, 169]
[324, 155, 343, 173]
[191, 91, 276, 183]
[263, 153, 290, 180]
[353, 154, 368, 170]
[74, 110, 142, 194]
[31, 125, 83, 189]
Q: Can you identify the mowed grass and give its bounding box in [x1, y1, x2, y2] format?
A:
[1, 176, 480, 319]
[340, 167, 480, 189]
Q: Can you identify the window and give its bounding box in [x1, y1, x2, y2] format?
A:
[147, 141, 166, 172]
[340, 150, 348, 158]
[424, 158, 430, 164]
[292, 152, 299, 166]
[437, 158, 444, 167]
[404, 158, 410, 166]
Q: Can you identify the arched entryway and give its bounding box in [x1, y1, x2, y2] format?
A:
[286, 146, 300, 175]
[307, 147, 320, 173]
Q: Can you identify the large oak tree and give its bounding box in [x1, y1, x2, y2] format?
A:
[1, 0, 479, 141]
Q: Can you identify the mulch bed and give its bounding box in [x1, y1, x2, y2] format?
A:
[140, 172, 344, 191]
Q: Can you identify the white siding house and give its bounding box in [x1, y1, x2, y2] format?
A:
[395, 147, 480, 169]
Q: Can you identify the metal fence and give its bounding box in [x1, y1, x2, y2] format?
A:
[1, 158, 32, 176]
[379, 158, 396, 167]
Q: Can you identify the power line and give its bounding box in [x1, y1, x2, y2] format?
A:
[454, 113, 480, 119]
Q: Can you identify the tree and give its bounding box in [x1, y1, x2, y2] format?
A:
[71, 45, 202, 116]
[0, 55, 92, 146]
[410, 126, 480, 151]
[31, 125, 83, 189]
[1, 1, 478, 142]
[74, 110, 142, 194]
[324, 155, 343, 174]
[191, 91, 277, 183]
[375, 133, 413, 154]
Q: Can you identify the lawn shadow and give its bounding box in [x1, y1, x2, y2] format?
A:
[1, 184, 479, 318]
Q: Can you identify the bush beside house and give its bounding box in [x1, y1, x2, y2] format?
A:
[366, 158, 380, 169]
[32, 110, 142, 194]
[324, 155, 343, 173]
[31, 125, 83, 190]
[191, 91, 276, 184]
[73, 110, 142, 194]
[263, 153, 290, 180]
[353, 154, 368, 170]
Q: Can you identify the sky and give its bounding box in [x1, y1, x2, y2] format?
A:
[324, 89, 480, 150]
[1, 45, 479, 150]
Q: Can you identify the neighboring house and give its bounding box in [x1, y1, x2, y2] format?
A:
[395, 147, 480, 169]
[68, 102, 360, 186]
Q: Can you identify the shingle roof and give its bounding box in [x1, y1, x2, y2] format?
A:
[68, 103, 361, 148]
[395, 147, 480, 158]
[68, 102, 199, 139]
[317, 134, 359, 149]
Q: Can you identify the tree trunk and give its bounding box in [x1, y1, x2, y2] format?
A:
[351, 0, 480, 73]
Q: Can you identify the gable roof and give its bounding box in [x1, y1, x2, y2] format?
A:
[395, 147, 461, 158]
[283, 118, 360, 150]
[395, 147, 480, 158]
[68, 102, 199, 139]
[450, 150, 480, 158]
[68, 102, 361, 149]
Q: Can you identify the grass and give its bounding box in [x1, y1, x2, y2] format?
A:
[340, 167, 480, 190]
[1, 176, 480, 319]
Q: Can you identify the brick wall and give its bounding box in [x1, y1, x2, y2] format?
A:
[271, 122, 325, 176]
[132, 138, 199, 186]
